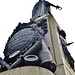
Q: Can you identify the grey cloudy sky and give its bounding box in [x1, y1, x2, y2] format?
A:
[0, 0, 75, 60]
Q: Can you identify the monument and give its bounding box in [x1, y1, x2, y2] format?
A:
[0, 0, 75, 75]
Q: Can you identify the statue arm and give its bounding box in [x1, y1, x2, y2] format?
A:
[49, 2, 62, 10]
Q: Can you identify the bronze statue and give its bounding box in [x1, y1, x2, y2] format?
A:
[32, 0, 62, 19]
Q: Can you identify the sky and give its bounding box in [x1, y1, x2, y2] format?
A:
[0, 0, 75, 60]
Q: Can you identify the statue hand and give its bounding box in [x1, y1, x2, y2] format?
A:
[56, 5, 62, 10]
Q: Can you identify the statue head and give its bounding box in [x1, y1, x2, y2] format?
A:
[39, 0, 45, 1]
